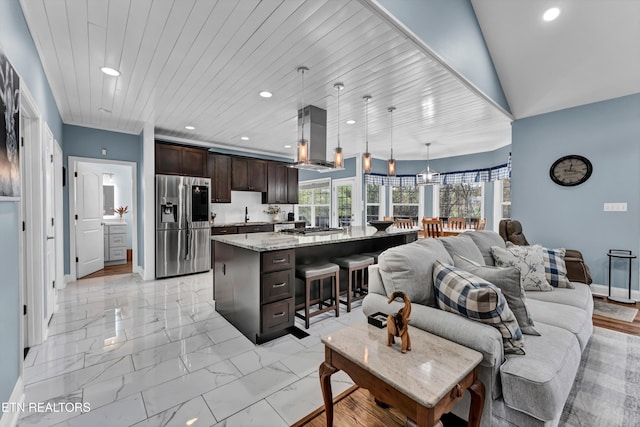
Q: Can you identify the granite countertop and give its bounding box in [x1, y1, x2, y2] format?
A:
[211, 226, 417, 251]
[211, 220, 304, 227]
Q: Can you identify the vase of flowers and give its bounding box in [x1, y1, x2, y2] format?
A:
[264, 205, 281, 222]
[114, 205, 128, 222]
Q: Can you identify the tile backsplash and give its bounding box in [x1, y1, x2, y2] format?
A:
[211, 191, 294, 224]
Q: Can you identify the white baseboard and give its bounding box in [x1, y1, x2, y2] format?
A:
[0, 377, 24, 427]
[64, 274, 72, 284]
[134, 266, 145, 280]
[590, 283, 640, 302]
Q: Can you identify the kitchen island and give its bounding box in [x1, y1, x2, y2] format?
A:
[212, 226, 418, 343]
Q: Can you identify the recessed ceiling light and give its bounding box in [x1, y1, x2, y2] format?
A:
[284, 145, 292, 148]
[185, 125, 195, 130]
[241, 136, 250, 141]
[259, 91, 273, 98]
[100, 66, 120, 77]
[98, 107, 111, 113]
[543, 7, 560, 21]
[346, 120, 356, 125]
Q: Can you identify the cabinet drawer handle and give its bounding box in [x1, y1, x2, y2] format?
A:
[272, 282, 287, 288]
[272, 258, 287, 264]
[273, 312, 286, 318]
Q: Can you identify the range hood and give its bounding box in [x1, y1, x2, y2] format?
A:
[291, 105, 338, 172]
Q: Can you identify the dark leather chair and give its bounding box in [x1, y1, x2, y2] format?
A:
[499, 219, 592, 284]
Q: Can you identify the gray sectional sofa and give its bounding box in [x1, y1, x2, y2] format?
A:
[362, 231, 593, 427]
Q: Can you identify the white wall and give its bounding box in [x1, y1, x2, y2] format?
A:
[211, 191, 294, 224]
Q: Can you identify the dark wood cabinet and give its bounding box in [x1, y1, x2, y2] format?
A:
[232, 157, 267, 192]
[208, 153, 231, 203]
[155, 142, 207, 177]
[287, 167, 299, 204]
[237, 224, 273, 234]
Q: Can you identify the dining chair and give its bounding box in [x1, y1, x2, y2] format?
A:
[395, 218, 414, 229]
[448, 217, 466, 230]
[383, 216, 394, 221]
[475, 218, 487, 230]
[422, 218, 443, 238]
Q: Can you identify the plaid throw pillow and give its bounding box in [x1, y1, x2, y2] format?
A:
[433, 261, 525, 355]
[542, 247, 574, 288]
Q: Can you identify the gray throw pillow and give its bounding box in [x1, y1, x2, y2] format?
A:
[454, 255, 540, 336]
[439, 235, 486, 266]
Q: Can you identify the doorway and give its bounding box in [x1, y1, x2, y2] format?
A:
[332, 178, 359, 227]
[68, 157, 137, 281]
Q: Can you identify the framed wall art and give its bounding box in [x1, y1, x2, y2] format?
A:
[0, 46, 20, 200]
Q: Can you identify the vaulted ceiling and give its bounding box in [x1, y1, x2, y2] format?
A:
[19, 1, 638, 162]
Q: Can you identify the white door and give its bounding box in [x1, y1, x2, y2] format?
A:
[76, 163, 104, 278]
[44, 128, 56, 321]
[332, 178, 357, 227]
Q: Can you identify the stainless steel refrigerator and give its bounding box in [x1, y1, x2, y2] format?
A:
[156, 175, 211, 278]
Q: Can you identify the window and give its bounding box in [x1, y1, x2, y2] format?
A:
[501, 179, 511, 219]
[438, 183, 483, 218]
[365, 184, 384, 222]
[296, 179, 330, 227]
[391, 186, 421, 221]
[492, 178, 511, 230]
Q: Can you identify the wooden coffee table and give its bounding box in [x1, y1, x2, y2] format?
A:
[320, 322, 485, 427]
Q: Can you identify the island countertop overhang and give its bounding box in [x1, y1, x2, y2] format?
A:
[211, 226, 418, 252]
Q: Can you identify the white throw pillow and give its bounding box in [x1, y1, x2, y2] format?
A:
[491, 245, 553, 291]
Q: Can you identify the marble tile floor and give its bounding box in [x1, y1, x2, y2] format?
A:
[18, 271, 362, 426]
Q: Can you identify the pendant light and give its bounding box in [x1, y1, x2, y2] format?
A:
[296, 66, 309, 164]
[362, 95, 372, 174]
[416, 142, 440, 185]
[333, 82, 344, 169]
[387, 106, 396, 176]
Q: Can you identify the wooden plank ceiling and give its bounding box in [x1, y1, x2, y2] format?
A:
[20, 0, 512, 161]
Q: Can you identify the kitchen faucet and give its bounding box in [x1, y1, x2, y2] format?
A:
[244, 206, 249, 223]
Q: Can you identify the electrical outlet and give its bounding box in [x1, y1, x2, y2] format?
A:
[604, 202, 627, 212]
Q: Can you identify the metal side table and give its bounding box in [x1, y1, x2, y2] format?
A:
[607, 249, 637, 304]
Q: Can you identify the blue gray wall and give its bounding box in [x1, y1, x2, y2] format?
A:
[62, 125, 142, 275]
[0, 0, 63, 405]
[376, 0, 510, 113]
[512, 94, 640, 289]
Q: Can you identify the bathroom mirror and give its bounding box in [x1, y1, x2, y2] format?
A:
[103, 185, 114, 216]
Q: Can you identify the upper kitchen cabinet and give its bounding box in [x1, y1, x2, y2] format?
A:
[155, 142, 207, 177]
[231, 157, 267, 192]
[207, 153, 231, 203]
[264, 162, 299, 204]
[287, 167, 299, 204]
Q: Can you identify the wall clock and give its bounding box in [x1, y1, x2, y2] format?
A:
[549, 155, 593, 186]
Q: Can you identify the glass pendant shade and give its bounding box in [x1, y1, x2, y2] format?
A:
[387, 158, 396, 176]
[334, 146, 343, 168]
[363, 152, 371, 173]
[297, 139, 308, 164]
[296, 66, 309, 165]
[416, 143, 439, 185]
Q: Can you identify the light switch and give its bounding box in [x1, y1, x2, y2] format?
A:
[101, 148, 107, 156]
[604, 202, 627, 212]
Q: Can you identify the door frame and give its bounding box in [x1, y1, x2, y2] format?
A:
[332, 177, 361, 228]
[19, 84, 47, 347]
[68, 156, 138, 282]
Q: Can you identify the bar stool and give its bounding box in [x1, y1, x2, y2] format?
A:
[361, 250, 383, 264]
[332, 254, 374, 312]
[295, 262, 340, 329]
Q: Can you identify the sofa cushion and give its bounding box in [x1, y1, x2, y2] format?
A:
[526, 299, 592, 350]
[500, 323, 581, 421]
[464, 231, 506, 266]
[378, 239, 453, 307]
[491, 245, 553, 292]
[526, 282, 593, 315]
[433, 261, 525, 354]
[453, 255, 540, 336]
[542, 247, 574, 289]
[439, 235, 486, 266]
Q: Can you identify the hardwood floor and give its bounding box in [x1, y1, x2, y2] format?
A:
[592, 294, 640, 336]
[80, 260, 132, 280]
